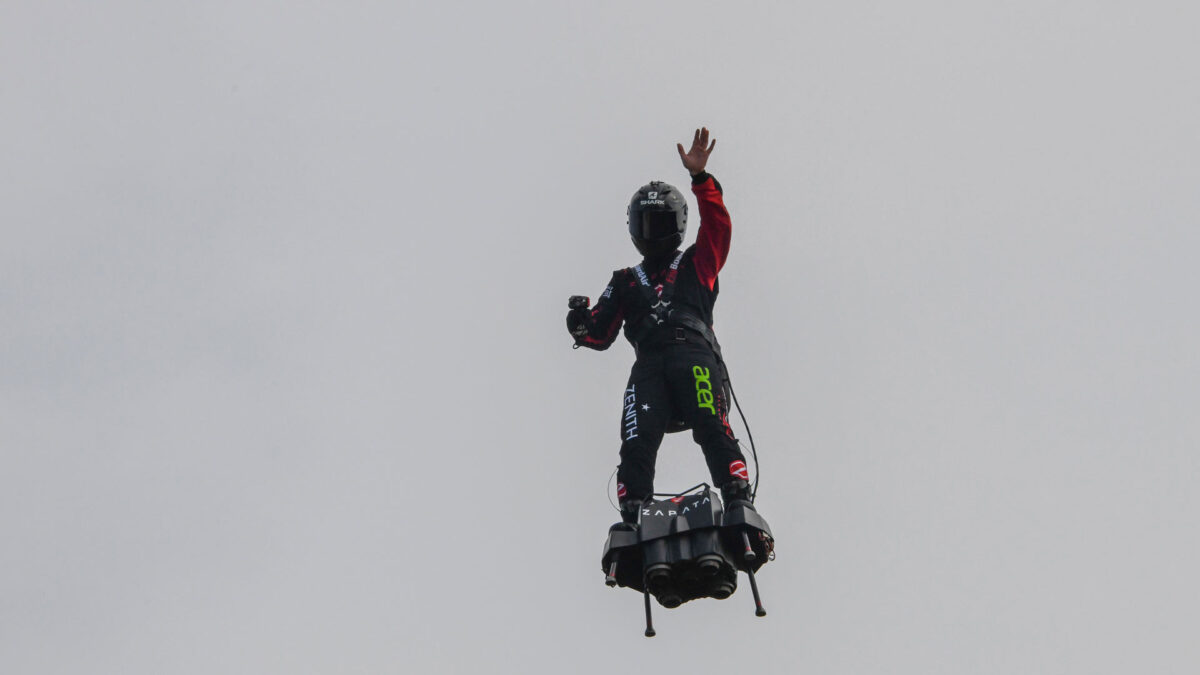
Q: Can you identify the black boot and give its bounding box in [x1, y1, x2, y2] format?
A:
[619, 499, 642, 526]
[720, 479, 753, 506]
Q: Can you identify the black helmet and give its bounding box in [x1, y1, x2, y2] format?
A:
[627, 181, 687, 258]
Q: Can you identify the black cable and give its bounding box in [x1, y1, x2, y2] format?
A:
[607, 465, 620, 512]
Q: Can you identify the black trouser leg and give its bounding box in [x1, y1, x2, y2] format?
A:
[665, 345, 747, 489]
[616, 355, 669, 504]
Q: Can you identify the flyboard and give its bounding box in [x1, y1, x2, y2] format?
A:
[600, 483, 774, 637]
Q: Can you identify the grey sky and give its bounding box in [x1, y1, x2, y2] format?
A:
[3, 1, 1199, 673]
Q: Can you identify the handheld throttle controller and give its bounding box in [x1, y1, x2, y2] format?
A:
[567, 296, 591, 340]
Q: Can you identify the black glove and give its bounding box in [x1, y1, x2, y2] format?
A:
[566, 296, 590, 338]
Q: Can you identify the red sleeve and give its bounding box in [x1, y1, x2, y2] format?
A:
[691, 175, 731, 291]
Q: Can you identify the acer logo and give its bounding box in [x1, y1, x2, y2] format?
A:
[693, 365, 717, 415]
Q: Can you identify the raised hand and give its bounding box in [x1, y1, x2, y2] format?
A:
[677, 127, 716, 176]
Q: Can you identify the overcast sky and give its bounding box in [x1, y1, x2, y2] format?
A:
[3, 1, 1199, 673]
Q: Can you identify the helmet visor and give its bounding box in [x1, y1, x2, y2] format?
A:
[636, 210, 681, 241]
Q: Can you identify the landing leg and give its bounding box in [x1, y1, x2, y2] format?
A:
[643, 588, 656, 637]
[637, 504, 655, 637]
[745, 566, 767, 617]
[740, 531, 766, 616]
[741, 530, 757, 563]
[605, 558, 618, 587]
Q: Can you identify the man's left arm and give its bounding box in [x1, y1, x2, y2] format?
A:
[690, 172, 730, 291]
[677, 127, 730, 291]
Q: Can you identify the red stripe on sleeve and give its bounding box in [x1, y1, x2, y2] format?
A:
[580, 305, 624, 348]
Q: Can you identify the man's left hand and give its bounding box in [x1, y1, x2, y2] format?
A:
[677, 127, 716, 176]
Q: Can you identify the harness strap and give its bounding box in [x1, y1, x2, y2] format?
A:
[626, 251, 723, 360]
[632, 250, 685, 316]
[668, 311, 723, 361]
[627, 251, 685, 346]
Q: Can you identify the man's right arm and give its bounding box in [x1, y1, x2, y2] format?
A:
[567, 272, 625, 350]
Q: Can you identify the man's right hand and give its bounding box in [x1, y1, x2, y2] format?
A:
[567, 296, 591, 338]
